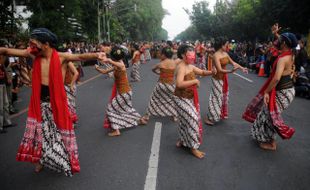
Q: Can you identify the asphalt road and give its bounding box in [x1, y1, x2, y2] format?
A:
[0, 59, 309, 190]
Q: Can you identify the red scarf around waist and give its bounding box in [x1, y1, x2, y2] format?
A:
[242, 50, 295, 139]
[29, 49, 73, 130]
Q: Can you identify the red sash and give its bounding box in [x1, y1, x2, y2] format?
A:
[192, 86, 203, 143]
[221, 74, 229, 119]
[242, 50, 295, 139]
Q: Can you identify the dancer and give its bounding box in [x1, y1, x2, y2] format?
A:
[64, 61, 79, 125]
[130, 44, 141, 82]
[0, 28, 104, 176]
[95, 46, 146, 137]
[195, 41, 206, 70]
[243, 25, 297, 151]
[143, 47, 178, 122]
[204, 37, 248, 126]
[174, 44, 214, 159]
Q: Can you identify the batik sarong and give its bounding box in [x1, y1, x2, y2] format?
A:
[106, 91, 141, 130]
[146, 82, 177, 117]
[207, 76, 229, 122]
[16, 102, 79, 176]
[251, 88, 295, 142]
[130, 62, 141, 81]
[65, 84, 78, 123]
[175, 97, 200, 149]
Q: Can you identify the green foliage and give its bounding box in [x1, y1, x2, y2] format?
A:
[80, 0, 98, 42]
[179, 0, 310, 41]
[174, 26, 203, 41]
[2, 0, 166, 42]
[113, 0, 166, 41]
[26, 0, 84, 41]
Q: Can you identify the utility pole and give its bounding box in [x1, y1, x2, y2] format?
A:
[105, 2, 137, 42]
[97, 0, 101, 42]
[106, 0, 111, 42]
[102, 0, 106, 41]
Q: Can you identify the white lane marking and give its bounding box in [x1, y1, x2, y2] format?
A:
[233, 73, 253, 83]
[77, 74, 102, 86]
[144, 122, 162, 190]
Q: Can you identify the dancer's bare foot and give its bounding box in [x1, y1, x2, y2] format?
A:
[108, 129, 121, 137]
[176, 140, 183, 148]
[191, 149, 205, 159]
[34, 163, 43, 173]
[172, 116, 178, 122]
[204, 118, 214, 126]
[259, 141, 276, 151]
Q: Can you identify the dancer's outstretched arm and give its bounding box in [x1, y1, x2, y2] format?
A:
[192, 65, 215, 76]
[227, 55, 248, 74]
[95, 64, 114, 74]
[0, 48, 33, 59]
[60, 52, 105, 62]
[213, 53, 236, 74]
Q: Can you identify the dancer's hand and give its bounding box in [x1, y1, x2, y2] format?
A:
[242, 67, 248, 74]
[70, 84, 75, 92]
[211, 67, 217, 75]
[264, 93, 270, 106]
[97, 52, 106, 62]
[230, 66, 238, 73]
[195, 79, 200, 88]
[94, 64, 100, 71]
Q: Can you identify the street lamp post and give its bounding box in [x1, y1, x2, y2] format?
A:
[104, 2, 137, 42]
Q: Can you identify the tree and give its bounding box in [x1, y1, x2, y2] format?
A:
[26, 0, 84, 42]
[0, 0, 22, 39]
[178, 0, 310, 41]
[174, 26, 202, 41]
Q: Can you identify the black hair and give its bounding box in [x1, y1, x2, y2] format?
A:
[161, 47, 173, 59]
[177, 44, 194, 59]
[167, 40, 173, 48]
[214, 37, 228, 51]
[110, 46, 125, 61]
[132, 43, 139, 51]
[101, 41, 111, 46]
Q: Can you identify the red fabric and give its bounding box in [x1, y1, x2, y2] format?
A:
[103, 83, 117, 129]
[28, 50, 72, 130]
[192, 86, 203, 143]
[17, 49, 80, 173]
[221, 74, 229, 119]
[270, 47, 279, 57]
[242, 50, 295, 139]
[70, 112, 78, 124]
